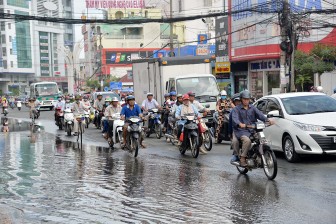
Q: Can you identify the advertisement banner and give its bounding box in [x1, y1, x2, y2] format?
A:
[110, 82, 122, 90]
[215, 16, 229, 57]
[196, 44, 209, 56]
[215, 62, 231, 73]
[85, 0, 145, 9]
[105, 51, 151, 64]
[198, 34, 208, 44]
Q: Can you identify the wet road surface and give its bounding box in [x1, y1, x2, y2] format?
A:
[0, 108, 335, 223]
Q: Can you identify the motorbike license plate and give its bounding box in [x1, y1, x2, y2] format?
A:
[333, 137, 336, 143]
[203, 118, 208, 122]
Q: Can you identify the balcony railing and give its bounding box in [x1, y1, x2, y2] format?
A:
[105, 34, 143, 39]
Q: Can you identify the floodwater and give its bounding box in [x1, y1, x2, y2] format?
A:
[0, 130, 335, 223]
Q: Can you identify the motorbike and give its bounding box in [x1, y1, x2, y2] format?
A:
[145, 108, 162, 139]
[95, 110, 104, 129]
[165, 112, 178, 145]
[213, 109, 231, 143]
[84, 108, 91, 129]
[64, 108, 74, 136]
[125, 116, 143, 157]
[108, 113, 125, 149]
[198, 114, 213, 151]
[16, 101, 22, 111]
[10, 102, 15, 109]
[55, 107, 64, 130]
[230, 121, 278, 180]
[178, 113, 200, 158]
[3, 107, 8, 116]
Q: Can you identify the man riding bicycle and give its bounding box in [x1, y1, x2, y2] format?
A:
[72, 95, 85, 136]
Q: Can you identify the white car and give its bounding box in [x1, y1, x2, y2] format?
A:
[254, 92, 336, 162]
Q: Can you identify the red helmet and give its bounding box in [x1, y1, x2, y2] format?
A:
[182, 94, 190, 101]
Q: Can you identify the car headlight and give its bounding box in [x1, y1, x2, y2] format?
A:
[293, 121, 325, 132]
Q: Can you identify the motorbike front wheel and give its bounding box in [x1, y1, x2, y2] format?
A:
[155, 123, 162, 139]
[18, 107, 21, 111]
[190, 135, 199, 158]
[236, 166, 249, 174]
[131, 136, 139, 157]
[67, 125, 72, 136]
[203, 131, 212, 151]
[85, 117, 89, 128]
[59, 118, 64, 130]
[263, 147, 278, 180]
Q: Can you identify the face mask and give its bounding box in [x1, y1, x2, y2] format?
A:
[221, 96, 227, 100]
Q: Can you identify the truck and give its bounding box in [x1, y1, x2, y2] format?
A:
[132, 56, 220, 124]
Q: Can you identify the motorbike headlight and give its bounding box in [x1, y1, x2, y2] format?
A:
[293, 121, 325, 132]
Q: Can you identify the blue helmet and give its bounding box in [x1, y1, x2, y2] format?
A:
[126, 95, 135, 101]
[170, 91, 176, 96]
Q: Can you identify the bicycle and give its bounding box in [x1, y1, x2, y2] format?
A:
[75, 115, 85, 146]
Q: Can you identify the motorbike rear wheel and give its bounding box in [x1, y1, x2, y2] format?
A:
[58, 118, 64, 130]
[263, 147, 278, 180]
[155, 123, 162, 139]
[67, 125, 72, 136]
[190, 135, 199, 158]
[203, 131, 212, 151]
[117, 131, 123, 149]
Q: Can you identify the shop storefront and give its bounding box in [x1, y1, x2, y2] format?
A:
[249, 59, 281, 99]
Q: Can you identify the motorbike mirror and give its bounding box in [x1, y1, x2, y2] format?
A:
[267, 110, 280, 118]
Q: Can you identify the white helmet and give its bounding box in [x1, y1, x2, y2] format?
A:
[317, 86, 324, 92]
[111, 97, 119, 102]
[220, 90, 227, 96]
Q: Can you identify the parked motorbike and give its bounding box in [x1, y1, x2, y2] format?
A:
[16, 101, 22, 111]
[198, 115, 212, 151]
[178, 113, 200, 158]
[64, 108, 74, 136]
[230, 121, 278, 180]
[145, 108, 162, 139]
[213, 110, 231, 143]
[108, 113, 124, 149]
[125, 116, 143, 157]
[55, 107, 64, 130]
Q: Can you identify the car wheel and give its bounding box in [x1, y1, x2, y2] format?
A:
[282, 135, 300, 162]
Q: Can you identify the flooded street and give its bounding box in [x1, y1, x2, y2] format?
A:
[1, 125, 335, 223]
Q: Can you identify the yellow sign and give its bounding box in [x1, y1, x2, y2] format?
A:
[215, 62, 231, 73]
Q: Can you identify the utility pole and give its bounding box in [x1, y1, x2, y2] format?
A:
[169, 0, 174, 56]
[97, 26, 103, 91]
[290, 23, 296, 92]
[279, 0, 289, 92]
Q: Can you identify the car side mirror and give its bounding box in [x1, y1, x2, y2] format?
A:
[267, 110, 280, 118]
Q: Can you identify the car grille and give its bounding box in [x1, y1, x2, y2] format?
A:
[310, 134, 336, 151]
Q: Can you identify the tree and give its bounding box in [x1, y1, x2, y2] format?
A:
[294, 50, 314, 91]
[295, 74, 312, 91]
[310, 44, 336, 86]
[86, 80, 100, 89]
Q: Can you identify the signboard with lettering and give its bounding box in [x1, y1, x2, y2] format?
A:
[198, 34, 208, 44]
[86, 0, 144, 9]
[196, 44, 209, 56]
[215, 62, 231, 73]
[215, 16, 229, 57]
[230, 0, 335, 61]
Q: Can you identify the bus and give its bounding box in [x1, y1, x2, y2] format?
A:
[30, 82, 60, 110]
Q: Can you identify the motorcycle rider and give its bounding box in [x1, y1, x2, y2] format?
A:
[105, 97, 122, 144]
[141, 93, 161, 132]
[27, 97, 39, 119]
[72, 95, 84, 136]
[228, 93, 241, 162]
[93, 93, 104, 129]
[64, 96, 72, 110]
[82, 95, 91, 111]
[163, 93, 171, 107]
[175, 94, 208, 154]
[1, 97, 8, 114]
[102, 98, 112, 137]
[55, 96, 65, 124]
[188, 92, 209, 117]
[231, 90, 274, 167]
[215, 90, 231, 141]
[121, 95, 146, 148]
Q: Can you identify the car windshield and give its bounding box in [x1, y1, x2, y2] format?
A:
[35, 84, 58, 96]
[176, 77, 219, 97]
[281, 95, 336, 115]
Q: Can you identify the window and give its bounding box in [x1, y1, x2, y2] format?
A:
[144, 10, 148, 18]
[9, 36, 12, 42]
[3, 60, 7, 69]
[204, 0, 212, 7]
[2, 48, 6, 56]
[10, 49, 12, 55]
[66, 0, 71, 7]
[10, 61, 13, 67]
[0, 0, 3, 5]
[1, 22, 5, 31]
[179, 0, 183, 12]
[256, 100, 267, 114]
[7, 0, 29, 8]
[266, 100, 280, 114]
[15, 10, 32, 68]
[131, 12, 135, 17]
[115, 11, 123, 19]
[1, 34, 5, 43]
[8, 23, 11, 29]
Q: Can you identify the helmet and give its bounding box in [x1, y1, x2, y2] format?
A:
[111, 97, 119, 102]
[29, 97, 34, 101]
[83, 95, 88, 100]
[147, 92, 153, 96]
[170, 91, 176, 96]
[182, 94, 190, 101]
[75, 95, 81, 100]
[177, 94, 183, 98]
[164, 93, 170, 97]
[240, 90, 251, 99]
[126, 95, 135, 101]
[188, 92, 195, 96]
[105, 97, 112, 102]
[220, 90, 227, 96]
[97, 93, 103, 97]
[317, 86, 323, 92]
[232, 93, 240, 101]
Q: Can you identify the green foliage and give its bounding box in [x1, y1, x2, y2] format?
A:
[86, 80, 100, 89]
[295, 74, 312, 91]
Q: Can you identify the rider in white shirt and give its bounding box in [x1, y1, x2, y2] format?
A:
[141, 93, 161, 131]
[82, 95, 91, 111]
